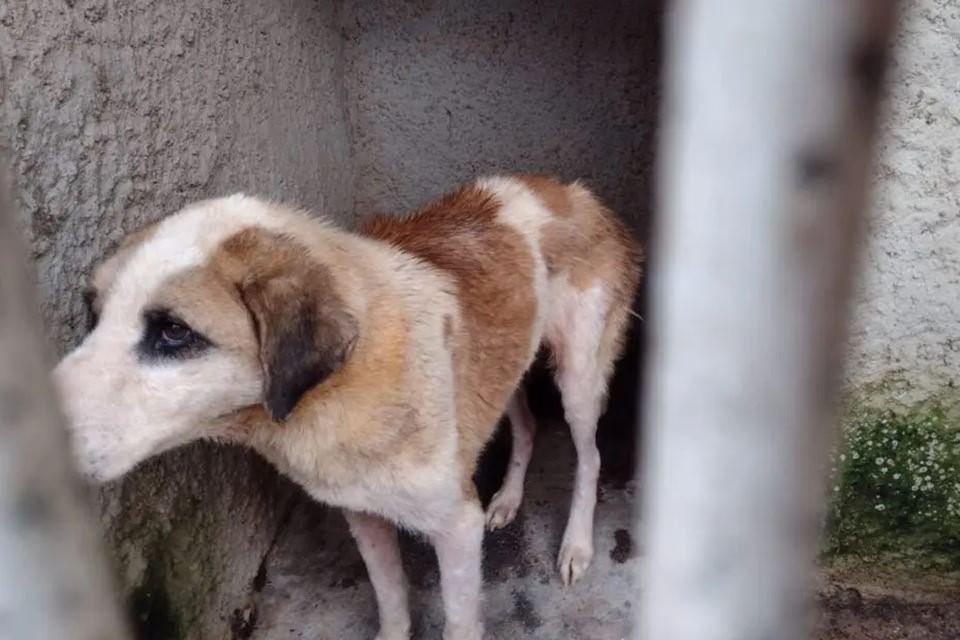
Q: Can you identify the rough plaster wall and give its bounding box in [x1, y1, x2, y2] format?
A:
[848, 0, 960, 400]
[0, 1, 353, 638]
[11, 0, 960, 635]
[342, 0, 661, 230]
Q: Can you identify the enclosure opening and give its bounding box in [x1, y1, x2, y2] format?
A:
[248, 3, 663, 637]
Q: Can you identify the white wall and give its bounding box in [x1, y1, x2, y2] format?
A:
[849, 0, 960, 401]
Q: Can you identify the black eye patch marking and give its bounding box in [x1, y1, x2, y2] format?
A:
[82, 287, 99, 333]
[137, 308, 213, 361]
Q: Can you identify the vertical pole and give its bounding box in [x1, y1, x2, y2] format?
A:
[638, 2, 897, 640]
[0, 160, 129, 639]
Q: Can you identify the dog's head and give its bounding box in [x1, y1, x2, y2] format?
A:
[53, 196, 358, 482]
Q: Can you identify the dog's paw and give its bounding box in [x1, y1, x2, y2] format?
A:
[443, 623, 484, 640]
[374, 618, 411, 640]
[557, 540, 594, 586]
[374, 625, 411, 640]
[485, 487, 522, 530]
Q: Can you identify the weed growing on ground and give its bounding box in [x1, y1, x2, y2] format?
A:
[825, 406, 960, 570]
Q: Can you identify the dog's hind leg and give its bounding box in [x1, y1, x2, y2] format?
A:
[345, 511, 411, 640]
[485, 387, 537, 530]
[549, 281, 629, 585]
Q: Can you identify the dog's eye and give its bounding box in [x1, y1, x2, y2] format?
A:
[138, 309, 212, 361]
[159, 321, 191, 346]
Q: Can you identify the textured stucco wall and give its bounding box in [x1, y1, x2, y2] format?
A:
[848, 0, 960, 401]
[342, 0, 661, 231]
[0, 1, 353, 638]
[4, 0, 957, 636]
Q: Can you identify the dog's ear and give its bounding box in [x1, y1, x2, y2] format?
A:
[236, 243, 358, 422]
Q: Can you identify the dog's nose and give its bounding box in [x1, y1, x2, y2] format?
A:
[50, 357, 90, 437]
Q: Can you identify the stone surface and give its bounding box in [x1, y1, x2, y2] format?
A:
[0, 1, 354, 638]
[341, 0, 662, 232]
[848, 0, 960, 399]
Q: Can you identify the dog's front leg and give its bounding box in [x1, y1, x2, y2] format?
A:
[431, 500, 485, 640]
[345, 510, 411, 640]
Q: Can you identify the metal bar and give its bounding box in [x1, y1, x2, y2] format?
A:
[637, 2, 897, 640]
[0, 159, 129, 639]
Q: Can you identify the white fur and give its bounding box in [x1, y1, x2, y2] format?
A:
[546, 278, 612, 585]
[432, 501, 486, 640]
[53, 196, 294, 480]
[346, 511, 411, 640]
[108, 196, 289, 322]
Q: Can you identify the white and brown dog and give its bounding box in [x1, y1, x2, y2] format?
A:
[53, 175, 641, 640]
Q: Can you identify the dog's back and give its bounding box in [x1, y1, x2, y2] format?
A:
[362, 175, 641, 475]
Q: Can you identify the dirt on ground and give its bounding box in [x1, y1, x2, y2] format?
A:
[815, 564, 960, 640]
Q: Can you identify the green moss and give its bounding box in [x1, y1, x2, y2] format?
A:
[130, 557, 184, 640]
[113, 494, 224, 640]
[824, 404, 960, 571]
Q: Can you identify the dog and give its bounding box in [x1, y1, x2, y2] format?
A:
[53, 175, 641, 640]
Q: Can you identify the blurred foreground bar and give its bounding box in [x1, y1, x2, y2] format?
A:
[638, 2, 897, 640]
[0, 159, 128, 639]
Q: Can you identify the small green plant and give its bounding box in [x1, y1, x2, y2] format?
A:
[824, 406, 960, 570]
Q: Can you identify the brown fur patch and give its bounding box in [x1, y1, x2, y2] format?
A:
[362, 186, 538, 480]
[517, 174, 574, 219]
[520, 175, 643, 373]
[150, 267, 254, 351]
[214, 229, 358, 421]
[525, 175, 642, 303]
[206, 226, 430, 476]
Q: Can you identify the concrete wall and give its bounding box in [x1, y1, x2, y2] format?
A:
[338, 0, 960, 409]
[848, 0, 960, 403]
[0, 1, 353, 638]
[342, 0, 661, 231]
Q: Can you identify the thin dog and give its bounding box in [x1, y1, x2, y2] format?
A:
[54, 175, 642, 640]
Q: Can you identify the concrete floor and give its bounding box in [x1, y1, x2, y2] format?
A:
[247, 412, 960, 640]
[253, 420, 639, 640]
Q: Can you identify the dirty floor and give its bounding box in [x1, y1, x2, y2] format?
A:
[251, 422, 959, 640]
[253, 418, 637, 640]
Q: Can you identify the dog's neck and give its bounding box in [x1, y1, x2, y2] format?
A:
[208, 242, 423, 491]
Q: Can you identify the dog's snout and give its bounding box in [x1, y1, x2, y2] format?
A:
[51, 352, 108, 480]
